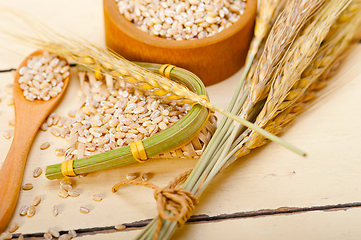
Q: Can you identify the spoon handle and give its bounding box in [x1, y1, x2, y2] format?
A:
[0, 122, 39, 232]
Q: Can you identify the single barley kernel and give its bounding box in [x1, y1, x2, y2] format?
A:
[33, 167, 43, 178]
[158, 122, 168, 130]
[68, 189, 80, 197]
[44, 232, 53, 240]
[52, 205, 58, 217]
[21, 183, 33, 190]
[126, 172, 139, 180]
[60, 184, 72, 192]
[55, 148, 65, 157]
[67, 109, 77, 118]
[53, 115, 61, 125]
[59, 234, 72, 240]
[68, 230, 77, 238]
[92, 194, 102, 202]
[40, 142, 50, 150]
[40, 122, 48, 131]
[32, 195, 41, 206]
[48, 227, 60, 238]
[7, 97, 14, 106]
[58, 117, 68, 127]
[61, 129, 71, 138]
[19, 205, 29, 216]
[141, 172, 151, 181]
[18, 234, 24, 240]
[60, 178, 72, 185]
[8, 222, 19, 233]
[3, 130, 11, 139]
[8, 119, 15, 126]
[46, 117, 54, 127]
[27, 205, 36, 217]
[0, 232, 12, 239]
[79, 205, 90, 214]
[58, 189, 69, 198]
[51, 128, 61, 137]
[115, 224, 126, 231]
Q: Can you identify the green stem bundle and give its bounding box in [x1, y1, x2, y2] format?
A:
[135, 0, 359, 239]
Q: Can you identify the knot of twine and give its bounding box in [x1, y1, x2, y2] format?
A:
[112, 170, 198, 240]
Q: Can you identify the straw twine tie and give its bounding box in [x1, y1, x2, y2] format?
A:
[112, 170, 198, 240]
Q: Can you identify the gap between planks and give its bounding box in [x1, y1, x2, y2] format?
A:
[11, 201, 361, 239]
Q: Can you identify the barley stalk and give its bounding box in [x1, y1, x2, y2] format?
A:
[234, 1, 360, 158]
[252, 0, 350, 130]
[216, 0, 325, 164]
[240, 0, 325, 119]
[199, 0, 288, 164]
[229, 0, 286, 112]
[244, 0, 286, 82]
[135, 1, 332, 240]
[324, 0, 361, 41]
[246, 43, 359, 151]
[135, 1, 360, 239]
[0, 8, 305, 156]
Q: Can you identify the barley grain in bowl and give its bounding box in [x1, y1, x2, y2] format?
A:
[104, 0, 257, 86]
[116, 0, 247, 40]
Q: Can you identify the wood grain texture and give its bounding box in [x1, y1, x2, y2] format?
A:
[103, 0, 257, 86]
[0, 0, 105, 71]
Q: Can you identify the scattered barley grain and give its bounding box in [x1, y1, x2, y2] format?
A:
[115, 224, 126, 231]
[59, 234, 72, 240]
[33, 167, 43, 178]
[48, 227, 60, 238]
[3, 130, 11, 139]
[8, 119, 15, 126]
[52, 205, 58, 217]
[19, 205, 29, 216]
[8, 222, 19, 233]
[21, 183, 33, 190]
[0, 232, 12, 239]
[44, 232, 53, 240]
[92, 194, 102, 202]
[27, 205, 36, 217]
[32, 195, 41, 206]
[126, 172, 139, 180]
[79, 205, 90, 214]
[58, 189, 69, 198]
[68, 230, 77, 238]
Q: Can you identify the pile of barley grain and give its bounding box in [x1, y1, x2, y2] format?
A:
[66, 72, 191, 159]
[116, 0, 246, 40]
[18, 51, 69, 101]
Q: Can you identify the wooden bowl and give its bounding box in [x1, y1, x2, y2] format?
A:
[103, 0, 257, 86]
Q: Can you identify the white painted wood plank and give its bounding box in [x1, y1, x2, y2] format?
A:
[1, 47, 361, 236]
[1, 0, 361, 238]
[35, 207, 361, 240]
[173, 207, 361, 240]
[0, 0, 105, 70]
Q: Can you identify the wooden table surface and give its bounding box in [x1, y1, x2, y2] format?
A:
[1, 1, 361, 239]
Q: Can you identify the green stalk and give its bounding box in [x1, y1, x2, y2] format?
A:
[187, 89, 251, 194]
[210, 105, 306, 157]
[182, 58, 255, 191]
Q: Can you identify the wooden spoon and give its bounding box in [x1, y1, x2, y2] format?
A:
[0, 50, 70, 231]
